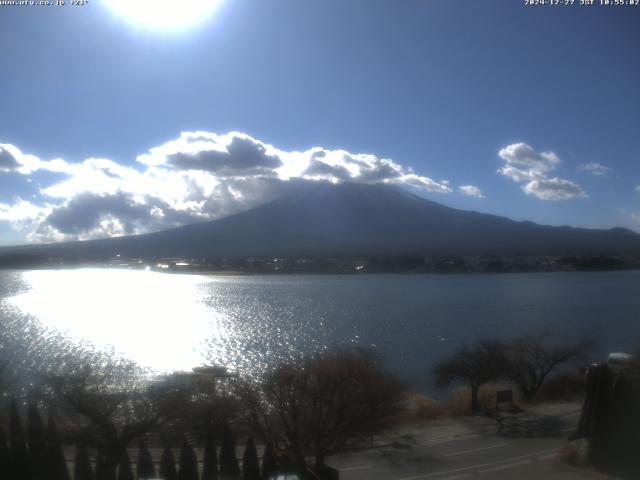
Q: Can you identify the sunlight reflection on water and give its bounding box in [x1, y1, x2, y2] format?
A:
[6, 268, 640, 392]
[8, 269, 225, 373]
[4, 269, 338, 379]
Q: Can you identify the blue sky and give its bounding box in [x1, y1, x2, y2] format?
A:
[1, 0, 639, 245]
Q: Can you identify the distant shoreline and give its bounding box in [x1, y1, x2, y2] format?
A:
[2, 253, 639, 276]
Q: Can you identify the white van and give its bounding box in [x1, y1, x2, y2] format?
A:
[607, 352, 635, 370]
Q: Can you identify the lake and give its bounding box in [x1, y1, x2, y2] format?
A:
[1, 268, 639, 392]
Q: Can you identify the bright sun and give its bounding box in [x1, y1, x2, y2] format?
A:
[104, 0, 222, 31]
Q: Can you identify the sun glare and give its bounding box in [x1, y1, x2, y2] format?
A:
[9, 269, 226, 372]
[104, 0, 222, 31]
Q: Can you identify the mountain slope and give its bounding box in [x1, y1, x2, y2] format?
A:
[2, 182, 640, 259]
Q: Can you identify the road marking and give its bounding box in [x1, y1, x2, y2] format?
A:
[478, 453, 555, 474]
[395, 447, 558, 480]
[340, 465, 372, 472]
[374, 411, 581, 452]
[443, 441, 510, 457]
[418, 432, 496, 446]
[412, 410, 581, 448]
[564, 411, 581, 417]
[397, 453, 558, 480]
[432, 474, 472, 480]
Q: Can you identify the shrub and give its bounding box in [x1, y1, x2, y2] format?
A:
[202, 430, 218, 480]
[178, 441, 199, 480]
[27, 403, 47, 480]
[219, 425, 240, 479]
[136, 440, 156, 479]
[261, 443, 276, 480]
[242, 437, 260, 480]
[73, 442, 94, 480]
[446, 385, 505, 416]
[95, 451, 108, 480]
[408, 394, 449, 421]
[0, 423, 10, 475]
[47, 413, 71, 480]
[537, 373, 586, 402]
[159, 446, 178, 480]
[9, 398, 28, 480]
[117, 450, 134, 480]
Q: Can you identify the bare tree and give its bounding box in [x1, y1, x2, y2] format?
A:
[433, 340, 508, 414]
[151, 371, 239, 443]
[505, 331, 594, 402]
[236, 348, 404, 469]
[44, 360, 163, 480]
[0, 314, 169, 479]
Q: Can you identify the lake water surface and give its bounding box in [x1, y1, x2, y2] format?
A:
[1, 268, 639, 392]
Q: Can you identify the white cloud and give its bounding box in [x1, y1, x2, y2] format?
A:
[41, 158, 142, 198]
[498, 143, 560, 176]
[140, 133, 453, 193]
[0, 200, 53, 243]
[497, 142, 586, 201]
[0, 200, 51, 222]
[0, 143, 74, 175]
[392, 174, 451, 192]
[522, 178, 586, 201]
[458, 185, 485, 198]
[0, 132, 452, 243]
[635, 185, 640, 194]
[138, 132, 283, 176]
[579, 162, 611, 176]
[0, 145, 21, 172]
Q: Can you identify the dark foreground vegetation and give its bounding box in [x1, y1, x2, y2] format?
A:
[1, 315, 638, 479]
[570, 360, 640, 478]
[0, 315, 404, 479]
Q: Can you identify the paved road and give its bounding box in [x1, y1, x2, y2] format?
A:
[327, 403, 607, 479]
